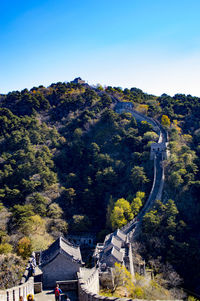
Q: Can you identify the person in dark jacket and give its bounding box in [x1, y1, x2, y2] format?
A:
[64, 294, 70, 301]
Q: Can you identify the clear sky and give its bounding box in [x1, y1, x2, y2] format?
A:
[1, 0, 200, 96]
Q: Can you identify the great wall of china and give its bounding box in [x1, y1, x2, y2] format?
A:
[0, 263, 34, 301]
[0, 101, 172, 301]
[115, 102, 168, 239]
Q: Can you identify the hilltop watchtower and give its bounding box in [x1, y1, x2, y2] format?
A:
[71, 77, 86, 84]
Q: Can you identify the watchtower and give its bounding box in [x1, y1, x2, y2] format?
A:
[150, 142, 169, 160]
[71, 77, 85, 84]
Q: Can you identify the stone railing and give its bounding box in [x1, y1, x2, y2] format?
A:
[0, 277, 34, 301]
[0, 254, 37, 301]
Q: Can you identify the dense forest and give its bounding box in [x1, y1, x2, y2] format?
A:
[0, 80, 199, 297]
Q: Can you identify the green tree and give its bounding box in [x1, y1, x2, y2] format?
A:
[110, 206, 126, 230]
[143, 200, 179, 236]
[112, 262, 134, 294]
[63, 188, 76, 205]
[11, 204, 34, 230]
[115, 198, 133, 221]
[131, 197, 142, 217]
[130, 166, 149, 188]
[131, 191, 145, 217]
[110, 198, 133, 230]
[106, 196, 115, 229]
[0, 254, 25, 289]
[0, 243, 13, 254]
[17, 237, 32, 259]
[71, 215, 91, 232]
[27, 193, 48, 216]
[47, 203, 63, 219]
[136, 191, 145, 200]
[48, 219, 68, 238]
[21, 215, 45, 235]
[143, 131, 159, 142]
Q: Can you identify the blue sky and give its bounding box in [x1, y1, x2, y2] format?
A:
[1, 0, 200, 96]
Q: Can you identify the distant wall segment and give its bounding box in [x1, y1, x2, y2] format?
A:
[115, 101, 168, 236]
[115, 102, 160, 132]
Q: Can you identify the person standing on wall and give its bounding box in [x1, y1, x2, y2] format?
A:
[64, 294, 70, 301]
[27, 294, 35, 301]
[54, 283, 62, 301]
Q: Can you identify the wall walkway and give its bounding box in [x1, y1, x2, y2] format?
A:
[115, 102, 168, 238]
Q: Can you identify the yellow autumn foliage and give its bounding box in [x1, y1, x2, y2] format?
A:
[161, 115, 170, 127]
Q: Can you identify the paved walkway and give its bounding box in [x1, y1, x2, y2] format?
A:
[35, 290, 78, 301]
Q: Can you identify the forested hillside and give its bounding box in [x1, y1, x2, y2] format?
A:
[0, 81, 199, 295]
[104, 87, 200, 295]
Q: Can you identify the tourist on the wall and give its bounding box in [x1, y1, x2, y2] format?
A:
[54, 284, 62, 301]
[31, 255, 37, 268]
[19, 297, 24, 301]
[27, 294, 35, 301]
[28, 262, 35, 276]
[64, 294, 70, 301]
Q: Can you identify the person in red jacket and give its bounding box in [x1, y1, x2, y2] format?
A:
[54, 284, 62, 301]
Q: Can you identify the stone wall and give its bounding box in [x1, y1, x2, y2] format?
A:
[117, 101, 168, 237]
[99, 270, 114, 289]
[155, 157, 165, 201]
[115, 102, 160, 132]
[121, 154, 157, 236]
[77, 267, 182, 301]
[56, 280, 78, 291]
[34, 282, 42, 294]
[67, 233, 96, 247]
[138, 155, 158, 216]
[78, 267, 100, 299]
[128, 243, 134, 276]
[0, 277, 34, 301]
